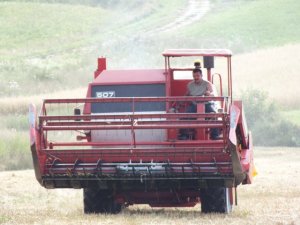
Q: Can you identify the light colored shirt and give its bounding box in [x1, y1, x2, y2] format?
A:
[187, 80, 212, 96]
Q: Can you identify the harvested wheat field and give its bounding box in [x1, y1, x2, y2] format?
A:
[0, 147, 299, 225]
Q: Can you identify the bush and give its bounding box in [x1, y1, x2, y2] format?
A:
[0, 130, 32, 171]
[240, 88, 300, 146]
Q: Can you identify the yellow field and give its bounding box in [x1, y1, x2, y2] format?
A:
[0, 147, 299, 225]
[234, 43, 300, 108]
[0, 87, 87, 115]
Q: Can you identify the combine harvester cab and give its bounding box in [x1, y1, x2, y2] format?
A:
[29, 49, 255, 214]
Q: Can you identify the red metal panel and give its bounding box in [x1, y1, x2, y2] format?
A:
[42, 123, 224, 131]
[171, 79, 190, 96]
[94, 57, 106, 79]
[196, 103, 207, 140]
[42, 96, 227, 104]
[93, 69, 165, 85]
[45, 120, 224, 127]
[49, 140, 225, 147]
[40, 112, 226, 121]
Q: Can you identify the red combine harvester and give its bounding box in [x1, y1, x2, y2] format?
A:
[29, 49, 255, 214]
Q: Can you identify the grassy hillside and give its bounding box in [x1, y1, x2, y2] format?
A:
[111, 0, 300, 68]
[0, 0, 185, 96]
[178, 0, 300, 51]
[1, 0, 300, 97]
[0, 147, 299, 224]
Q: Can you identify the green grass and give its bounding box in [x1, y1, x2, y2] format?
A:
[0, 1, 185, 55]
[0, 0, 186, 97]
[0, 2, 110, 55]
[0, 215, 11, 224]
[176, 0, 300, 52]
[281, 110, 300, 126]
[0, 130, 31, 171]
[0, 2, 109, 96]
[0, 114, 28, 130]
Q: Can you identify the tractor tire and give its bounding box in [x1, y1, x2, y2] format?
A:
[200, 187, 232, 213]
[83, 188, 122, 214]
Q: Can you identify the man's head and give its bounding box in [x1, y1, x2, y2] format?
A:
[192, 68, 203, 83]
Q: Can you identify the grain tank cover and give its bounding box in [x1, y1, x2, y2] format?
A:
[92, 69, 165, 85]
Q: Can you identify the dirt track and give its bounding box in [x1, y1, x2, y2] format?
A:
[0, 147, 300, 225]
[147, 0, 210, 34]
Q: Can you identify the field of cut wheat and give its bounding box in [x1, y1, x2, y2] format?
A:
[234, 43, 300, 108]
[0, 147, 299, 225]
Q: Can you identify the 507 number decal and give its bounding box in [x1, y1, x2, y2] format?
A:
[96, 91, 116, 98]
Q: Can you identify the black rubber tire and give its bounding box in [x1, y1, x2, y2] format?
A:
[83, 188, 122, 214]
[200, 187, 232, 213]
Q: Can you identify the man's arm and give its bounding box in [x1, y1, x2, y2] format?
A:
[185, 89, 190, 96]
[185, 82, 191, 96]
[204, 82, 215, 96]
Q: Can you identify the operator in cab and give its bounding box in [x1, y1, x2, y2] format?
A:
[185, 68, 216, 114]
[179, 67, 219, 140]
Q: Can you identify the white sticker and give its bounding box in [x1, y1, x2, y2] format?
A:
[96, 91, 116, 98]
